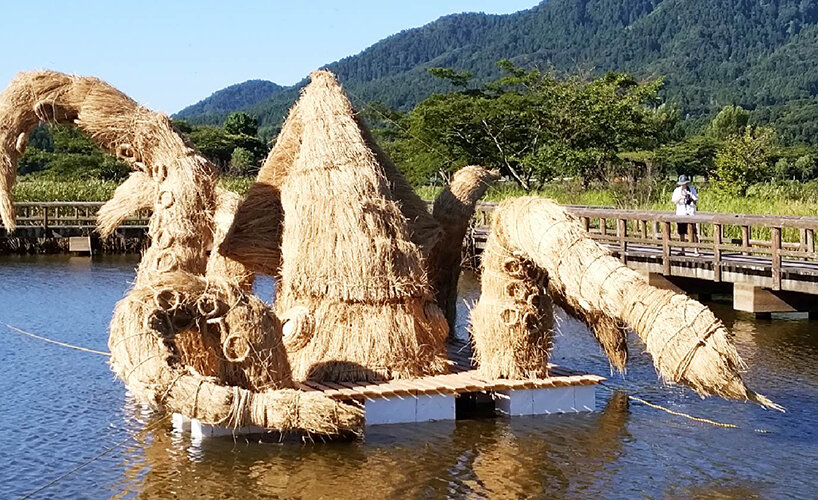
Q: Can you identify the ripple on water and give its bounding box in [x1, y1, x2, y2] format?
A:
[0, 258, 816, 499]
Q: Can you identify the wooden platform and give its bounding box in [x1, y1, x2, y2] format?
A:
[173, 339, 605, 438]
[289, 339, 603, 401]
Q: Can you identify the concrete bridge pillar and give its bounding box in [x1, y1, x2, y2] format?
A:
[640, 272, 683, 294]
[733, 283, 796, 318]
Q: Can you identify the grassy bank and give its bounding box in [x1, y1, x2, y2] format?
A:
[420, 180, 818, 217]
[12, 177, 818, 217]
[12, 176, 256, 203]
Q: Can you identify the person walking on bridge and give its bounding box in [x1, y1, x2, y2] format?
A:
[671, 174, 699, 256]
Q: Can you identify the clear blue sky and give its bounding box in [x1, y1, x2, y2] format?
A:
[0, 1, 538, 113]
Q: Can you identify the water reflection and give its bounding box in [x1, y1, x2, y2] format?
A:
[3, 259, 818, 498]
[118, 392, 630, 499]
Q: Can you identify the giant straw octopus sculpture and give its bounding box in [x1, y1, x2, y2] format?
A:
[0, 70, 782, 436]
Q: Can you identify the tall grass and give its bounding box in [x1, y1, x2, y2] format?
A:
[12, 176, 818, 219]
[12, 176, 256, 202]
[13, 178, 119, 202]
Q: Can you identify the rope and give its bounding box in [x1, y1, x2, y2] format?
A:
[598, 383, 770, 433]
[19, 414, 171, 500]
[4, 323, 110, 356]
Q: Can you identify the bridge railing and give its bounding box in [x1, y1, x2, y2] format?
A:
[12, 202, 150, 230]
[10, 200, 818, 290]
[473, 202, 818, 291]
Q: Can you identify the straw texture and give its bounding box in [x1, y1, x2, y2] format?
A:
[96, 171, 154, 238]
[470, 227, 553, 379]
[475, 196, 781, 409]
[0, 70, 365, 433]
[429, 165, 499, 332]
[275, 70, 449, 382]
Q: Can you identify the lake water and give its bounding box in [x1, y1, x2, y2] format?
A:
[1, 255, 816, 499]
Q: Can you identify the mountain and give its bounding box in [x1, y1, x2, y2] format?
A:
[175, 80, 284, 122]
[176, 0, 818, 145]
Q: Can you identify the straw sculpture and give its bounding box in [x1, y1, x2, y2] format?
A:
[429, 165, 499, 331]
[472, 196, 782, 409]
[0, 67, 780, 430]
[274, 70, 449, 382]
[0, 70, 364, 434]
[470, 225, 553, 379]
[206, 187, 255, 290]
[96, 171, 154, 238]
[219, 102, 303, 277]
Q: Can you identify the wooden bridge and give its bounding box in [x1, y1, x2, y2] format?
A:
[6, 201, 818, 315]
[7, 202, 149, 232]
[471, 203, 818, 317]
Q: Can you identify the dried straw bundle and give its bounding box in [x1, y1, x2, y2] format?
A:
[429, 166, 499, 331]
[219, 102, 303, 276]
[109, 277, 363, 433]
[96, 171, 154, 238]
[206, 188, 255, 290]
[115, 271, 289, 389]
[0, 71, 216, 284]
[276, 70, 448, 381]
[470, 226, 553, 379]
[480, 196, 781, 409]
[221, 84, 445, 275]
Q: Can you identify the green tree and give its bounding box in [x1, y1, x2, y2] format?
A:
[401, 62, 671, 189]
[187, 126, 235, 167]
[229, 147, 256, 175]
[707, 105, 750, 140]
[713, 126, 776, 195]
[223, 112, 259, 137]
[655, 135, 720, 179]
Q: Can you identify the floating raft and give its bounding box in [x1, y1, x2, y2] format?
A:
[173, 339, 605, 438]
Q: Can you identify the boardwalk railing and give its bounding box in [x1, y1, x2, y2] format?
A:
[11, 202, 149, 230]
[473, 202, 818, 292]
[8, 201, 818, 292]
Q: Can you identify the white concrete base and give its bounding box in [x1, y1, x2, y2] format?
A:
[172, 413, 265, 439]
[171, 385, 598, 436]
[365, 393, 456, 426]
[172, 413, 191, 432]
[69, 236, 92, 255]
[496, 385, 596, 416]
[733, 283, 796, 313]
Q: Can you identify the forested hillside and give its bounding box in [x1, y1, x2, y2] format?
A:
[176, 0, 818, 146]
[176, 80, 283, 123]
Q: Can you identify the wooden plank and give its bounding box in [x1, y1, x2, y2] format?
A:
[713, 223, 722, 282]
[662, 221, 671, 275]
[325, 381, 372, 400]
[771, 226, 782, 291]
[741, 226, 750, 255]
[410, 378, 454, 395]
[617, 218, 627, 263]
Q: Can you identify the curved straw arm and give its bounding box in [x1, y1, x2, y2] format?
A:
[473, 196, 782, 410]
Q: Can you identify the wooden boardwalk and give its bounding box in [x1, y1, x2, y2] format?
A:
[291, 338, 603, 402]
[174, 338, 603, 436]
[470, 203, 818, 296]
